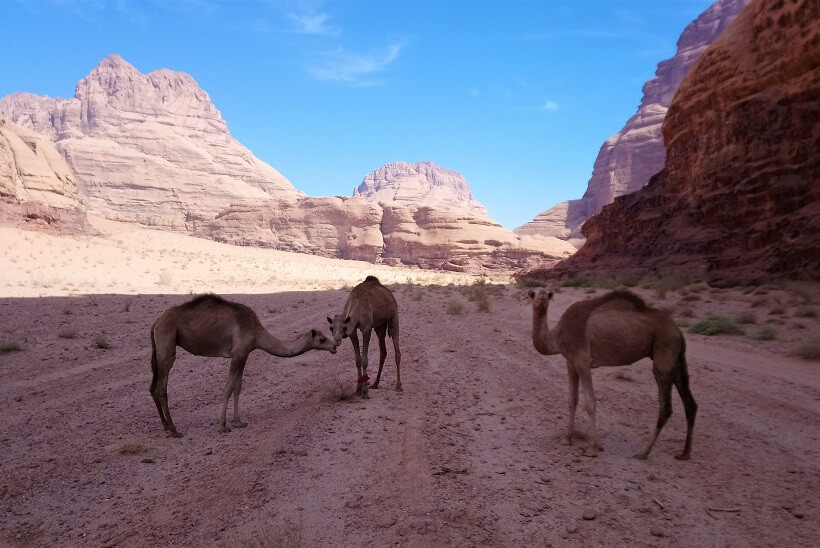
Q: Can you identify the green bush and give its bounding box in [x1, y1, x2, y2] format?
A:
[791, 337, 820, 361]
[748, 327, 776, 341]
[688, 315, 744, 336]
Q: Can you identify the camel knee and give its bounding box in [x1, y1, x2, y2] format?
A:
[584, 401, 596, 416]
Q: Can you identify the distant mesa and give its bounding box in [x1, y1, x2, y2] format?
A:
[354, 161, 489, 216]
[0, 54, 301, 230]
[539, 0, 819, 283]
[515, 0, 752, 247]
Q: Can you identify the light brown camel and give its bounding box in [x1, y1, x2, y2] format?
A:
[327, 276, 402, 398]
[150, 294, 337, 437]
[528, 288, 697, 460]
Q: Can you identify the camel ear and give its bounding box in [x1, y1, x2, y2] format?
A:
[327, 317, 332, 324]
[344, 316, 351, 324]
[527, 289, 535, 300]
[311, 329, 317, 337]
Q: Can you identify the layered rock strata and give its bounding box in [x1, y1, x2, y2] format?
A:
[0, 55, 301, 229]
[540, 0, 819, 283]
[515, 0, 751, 246]
[0, 119, 89, 232]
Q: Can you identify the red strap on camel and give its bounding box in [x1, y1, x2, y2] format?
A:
[359, 374, 370, 383]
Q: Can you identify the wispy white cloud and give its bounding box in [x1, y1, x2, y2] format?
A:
[287, 10, 338, 36]
[307, 43, 405, 86]
[540, 100, 559, 111]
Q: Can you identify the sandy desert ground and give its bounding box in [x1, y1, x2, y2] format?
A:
[1, 219, 818, 547]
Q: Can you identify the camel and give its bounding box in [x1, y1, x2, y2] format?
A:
[150, 294, 337, 437]
[327, 276, 402, 398]
[528, 288, 697, 460]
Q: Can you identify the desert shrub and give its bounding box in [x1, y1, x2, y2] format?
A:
[58, 328, 78, 339]
[515, 277, 543, 288]
[679, 307, 694, 318]
[118, 443, 146, 456]
[768, 306, 785, 315]
[790, 336, 820, 361]
[793, 306, 817, 318]
[654, 271, 693, 298]
[561, 276, 594, 288]
[0, 340, 23, 354]
[445, 300, 464, 315]
[94, 334, 111, 349]
[749, 297, 768, 308]
[734, 311, 757, 325]
[688, 315, 744, 336]
[675, 318, 692, 328]
[157, 270, 173, 286]
[785, 282, 813, 305]
[681, 294, 701, 302]
[748, 327, 777, 341]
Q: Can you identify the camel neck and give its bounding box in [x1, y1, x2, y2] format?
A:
[256, 327, 311, 358]
[532, 306, 560, 356]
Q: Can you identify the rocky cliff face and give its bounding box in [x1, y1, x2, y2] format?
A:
[515, 0, 751, 246]
[199, 162, 577, 273]
[543, 0, 819, 283]
[0, 119, 89, 232]
[0, 55, 301, 229]
[354, 161, 489, 216]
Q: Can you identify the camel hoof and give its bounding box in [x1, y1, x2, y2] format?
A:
[633, 453, 649, 460]
[370, 383, 380, 389]
[219, 426, 231, 434]
[559, 436, 573, 446]
[166, 430, 183, 438]
[675, 453, 690, 461]
[231, 420, 248, 429]
[395, 384, 403, 392]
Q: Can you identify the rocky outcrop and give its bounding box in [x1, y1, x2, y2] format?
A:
[516, 0, 751, 246]
[541, 0, 819, 283]
[354, 161, 488, 215]
[199, 161, 577, 273]
[0, 119, 89, 232]
[0, 55, 301, 229]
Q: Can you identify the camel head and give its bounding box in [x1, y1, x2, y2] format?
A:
[527, 288, 554, 314]
[327, 314, 352, 346]
[310, 328, 337, 354]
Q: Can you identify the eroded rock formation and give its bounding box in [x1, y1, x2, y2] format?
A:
[515, 0, 751, 246]
[0, 54, 301, 229]
[0, 119, 89, 232]
[541, 0, 819, 283]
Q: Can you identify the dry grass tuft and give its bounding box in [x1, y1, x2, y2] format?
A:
[688, 315, 744, 336]
[0, 340, 24, 354]
[734, 311, 757, 325]
[58, 328, 78, 339]
[790, 336, 820, 361]
[445, 300, 464, 315]
[94, 334, 111, 349]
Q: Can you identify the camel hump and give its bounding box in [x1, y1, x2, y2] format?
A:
[603, 289, 648, 311]
[364, 275, 381, 284]
[185, 293, 229, 307]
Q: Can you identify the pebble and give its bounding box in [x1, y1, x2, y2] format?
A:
[140, 458, 155, 464]
[650, 527, 665, 537]
[566, 523, 578, 533]
[582, 510, 597, 521]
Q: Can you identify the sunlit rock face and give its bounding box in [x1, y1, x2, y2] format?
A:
[0, 119, 89, 232]
[0, 54, 301, 230]
[515, 0, 751, 247]
[545, 0, 820, 284]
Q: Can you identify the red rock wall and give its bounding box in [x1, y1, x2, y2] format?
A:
[542, 0, 819, 284]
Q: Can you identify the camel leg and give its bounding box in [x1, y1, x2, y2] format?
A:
[392, 327, 402, 392]
[561, 360, 580, 446]
[360, 328, 372, 399]
[371, 325, 388, 389]
[220, 355, 247, 433]
[230, 357, 249, 429]
[673, 366, 698, 460]
[158, 373, 182, 438]
[635, 368, 674, 460]
[350, 331, 363, 395]
[578, 365, 598, 457]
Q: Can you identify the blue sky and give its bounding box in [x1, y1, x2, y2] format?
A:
[2, 0, 714, 229]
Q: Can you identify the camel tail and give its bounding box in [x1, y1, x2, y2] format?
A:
[150, 325, 158, 394]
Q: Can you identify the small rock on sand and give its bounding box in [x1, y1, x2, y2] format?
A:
[650, 527, 665, 537]
[582, 510, 597, 520]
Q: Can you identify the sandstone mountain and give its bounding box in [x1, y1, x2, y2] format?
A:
[354, 161, 488, 216]
[540, 0, 819, 283]
[200, 164, 577, 273]
[0, 119, 89, 232]
[0, 54, 301, 230]
[515, 0, 751, 247]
